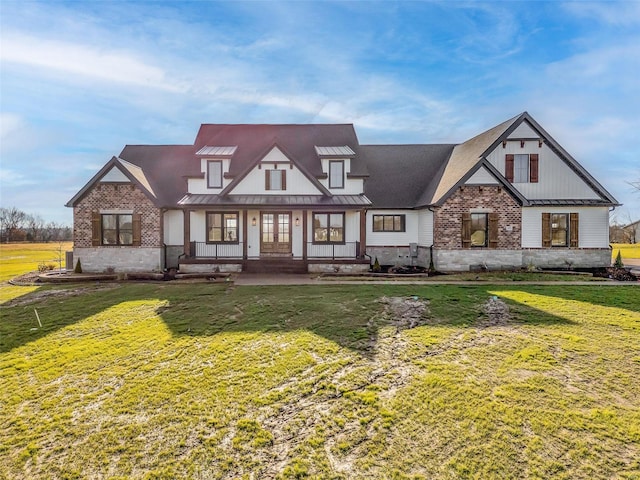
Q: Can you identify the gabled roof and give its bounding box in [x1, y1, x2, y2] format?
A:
[219, 141, 332, 197]
[117, 145, 198, 206]
[361, 144, 455, 208]
[67, 113, 619, 211]
[194, 124, 368, 178]
[66, 156, 161, 207]
[424, 113, 522, 206]
[515, 113, 619, 206]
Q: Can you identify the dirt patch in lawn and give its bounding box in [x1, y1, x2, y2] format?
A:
[379, 296, 430, 330]
[1, 284, 120, 307]
[480, 296, 512, 326]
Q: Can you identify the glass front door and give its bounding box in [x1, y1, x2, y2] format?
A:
[261, 212, 291, 254]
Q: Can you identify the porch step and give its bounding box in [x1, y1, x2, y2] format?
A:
[243, 259, 308, 274]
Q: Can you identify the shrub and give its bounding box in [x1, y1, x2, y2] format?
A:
[372, 257, 381, 273]
[614, 250, 624, 268]
[74, 259, 83, 274]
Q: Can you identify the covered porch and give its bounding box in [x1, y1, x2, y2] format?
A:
[176, 194, 371, 273]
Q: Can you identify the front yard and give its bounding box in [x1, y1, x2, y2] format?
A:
[1, 280, 638, 479]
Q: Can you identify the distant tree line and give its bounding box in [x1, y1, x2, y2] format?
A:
[0, 207, 72, 243]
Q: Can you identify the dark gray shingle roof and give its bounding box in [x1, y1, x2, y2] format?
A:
[360, 144, 455, 208]
[118, 145, 198, 206]
[194, 124, 368, 178]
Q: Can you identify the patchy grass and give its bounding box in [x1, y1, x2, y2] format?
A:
[324, 271, 608, 282]
[0, 242, 73, 282]
[429, 271, 607, 282]
[1, 282, 638, 479]
[611, 243, 640, 262]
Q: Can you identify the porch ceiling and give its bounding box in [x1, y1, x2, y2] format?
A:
[177, 194, 372, 208]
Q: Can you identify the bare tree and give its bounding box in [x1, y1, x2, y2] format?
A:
[26, 214, 46, 242]
[0, 207, 27, 242]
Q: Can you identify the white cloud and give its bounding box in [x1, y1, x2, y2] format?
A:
[0, 113, 24, 139]
[0, 33, 184, 92]
[562, 1, 640, 27]
[0, 168, 36, 187]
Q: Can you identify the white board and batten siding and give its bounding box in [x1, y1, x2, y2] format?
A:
[485, 142, 600, 200]
[465, 166, 499, 185]
[163, 210, 184, 245]
[417, 209, 434, 246]
[507, 122, 539, 139]
[230, 147, 322, 195]
[521, 207, 609, 248]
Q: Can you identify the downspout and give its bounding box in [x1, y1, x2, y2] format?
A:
[609, 206, 617, 251]
[428, 206, 436, 274]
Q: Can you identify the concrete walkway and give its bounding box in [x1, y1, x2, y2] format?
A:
[232, 273, 639, 286]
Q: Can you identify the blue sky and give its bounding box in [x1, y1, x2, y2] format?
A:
[1, 0, 639, 225]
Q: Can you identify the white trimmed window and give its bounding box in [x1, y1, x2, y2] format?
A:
[266, 169, 286, 190]
[207, 160, 222, 188]
[514, 154, 529, 183]
[329, 160, 344, 189]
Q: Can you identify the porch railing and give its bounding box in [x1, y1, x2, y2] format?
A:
[306, 242, 359, 259]
[190, 242, 244, 259]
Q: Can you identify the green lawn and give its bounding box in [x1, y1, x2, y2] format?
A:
[0, 242, 73, 282]
[611, 243, 640, 263]
[1, 281, 638, 479]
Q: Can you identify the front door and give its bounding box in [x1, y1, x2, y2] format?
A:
[261, 212, 291, 254]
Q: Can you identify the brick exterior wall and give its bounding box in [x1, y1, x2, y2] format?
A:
[73, 183, 161, 248]
[433, 185, 521, 249]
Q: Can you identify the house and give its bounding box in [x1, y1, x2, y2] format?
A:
[66, 112, 619, 273]
[623, 220, 639, 244]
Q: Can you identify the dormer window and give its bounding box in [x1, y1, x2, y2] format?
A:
[329, 160, 344, 189]
[266, 169, 286, 191]
[207, 160, 222, 188]
[505, 154, 538, 183]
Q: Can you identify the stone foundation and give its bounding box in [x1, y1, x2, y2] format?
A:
[179, 263, 242, 273]
[435, 249, 522, 272]
[435, 248, 611, 272]
[307, 263, 370, 274]
[522, 248, 611, 269]
[74, 247, 162, 273]
[366, 246, 428, 267]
